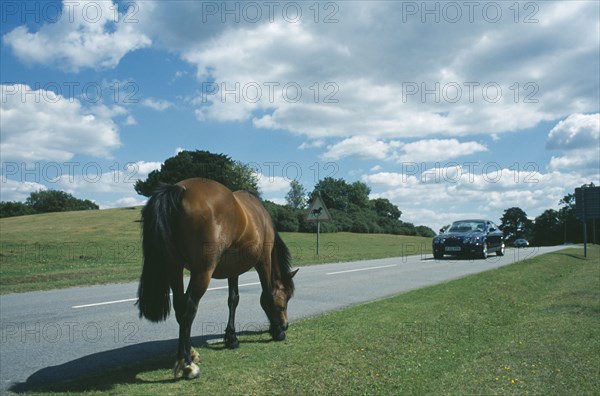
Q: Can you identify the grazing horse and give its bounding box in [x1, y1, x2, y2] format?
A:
[137, 178, 297, 379]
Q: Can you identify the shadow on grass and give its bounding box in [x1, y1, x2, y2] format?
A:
[9, 330, 271, 394]
[552, 251, 589, 261]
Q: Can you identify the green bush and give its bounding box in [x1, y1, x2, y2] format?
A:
[0, 190, 98, 218]
[0, 201, 36, 218]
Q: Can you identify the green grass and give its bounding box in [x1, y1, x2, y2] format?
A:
[0, 208, 431, 294]
[20, 246, 600, 395]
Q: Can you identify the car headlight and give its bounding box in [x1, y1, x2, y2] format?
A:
[463, 236, 482, 244]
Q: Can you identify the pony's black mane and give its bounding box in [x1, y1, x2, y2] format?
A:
[274, 232, 295, 296]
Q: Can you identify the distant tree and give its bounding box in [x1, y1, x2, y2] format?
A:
[263, 201, 301, 232]
[285, 180, 307, 209]
[229, 161, 261, 195]
[25, 190, 98, 214]
[312, 177, 351, 210]
[499, 207, 533, 242]
[370, 198, 402, 221]
[307, 178, 435, 235]
[559, 182, 599, 244]
[313, 178, 371, 211]
[0, 201, 35, 218]
[134, 150, 260, 197]
[348, 181, 371, 208]
[398, 222, 417, 236]
[532, 209, 562, 246]
[415, 225, 436, 237]
[558, 191, 579, 243]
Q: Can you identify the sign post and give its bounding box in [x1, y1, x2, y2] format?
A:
[575, 186, 600, 258]
[305, 192, 332, 257]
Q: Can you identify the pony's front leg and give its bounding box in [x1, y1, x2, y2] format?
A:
[173, 271, 211, 379]
[224, 276, 240, 349]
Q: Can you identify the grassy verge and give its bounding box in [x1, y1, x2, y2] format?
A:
[0, 208, 431, 294]
[22, 246, 599, 395]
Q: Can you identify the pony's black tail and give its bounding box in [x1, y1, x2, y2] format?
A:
[137, 183, 186, 322]
[273, 232, 297, 296]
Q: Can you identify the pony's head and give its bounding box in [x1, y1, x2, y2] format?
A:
[267, 268, 298, 340]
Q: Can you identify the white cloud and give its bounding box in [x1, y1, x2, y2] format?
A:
[322, 136, 402, 161]
[109, 196, 147, 208]
[257, 174, 290, 195]
[6, 2, 596, 144]
[299, 139, 325, 150]
[46, 160, 161, 208]
[257, 173, 291, 206]
[0, 179, 47, 202]
[132, 161, 162, 177]
[145, 1, 599, 146]
[3, 0, 151, 71]
[547, 113, 599, 150]
[364, 165, 589, 232]
[124, 115, 138, 125]
[1, 160, 161, 208]
[320, 137, 487, 163]
[142, 98, 173, 111]
[398, 139, 488, 163]
[546, 113, 600, 174]
[0, 84, 121, 162]
[548, 154, 598, 174]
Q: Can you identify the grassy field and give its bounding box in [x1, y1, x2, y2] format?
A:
[21, 246, 599, 395]
[0, 208, 432, 294]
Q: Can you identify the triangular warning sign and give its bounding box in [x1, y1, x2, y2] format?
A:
[306, 194, 332, 222]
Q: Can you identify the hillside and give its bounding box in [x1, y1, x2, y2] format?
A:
[0, 208, 432, 294]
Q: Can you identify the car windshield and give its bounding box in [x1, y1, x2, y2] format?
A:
[447, 221, 486, 233]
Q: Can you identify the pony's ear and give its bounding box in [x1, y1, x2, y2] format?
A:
[290, 269, 299, 278]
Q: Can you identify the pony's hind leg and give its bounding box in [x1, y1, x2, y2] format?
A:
[173, 271, 211, 379]
[224, 276, 240, 349]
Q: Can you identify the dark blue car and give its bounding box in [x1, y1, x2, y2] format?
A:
[432, 219, 505, 259]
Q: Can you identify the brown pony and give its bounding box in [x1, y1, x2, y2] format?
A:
[137, 178, 297, 379]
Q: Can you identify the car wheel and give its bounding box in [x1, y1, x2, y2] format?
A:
[496, 243, 505, 256]
[434, 251, 444, 260]
[480, 242, 488, 259]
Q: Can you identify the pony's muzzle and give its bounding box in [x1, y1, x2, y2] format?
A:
[270, 323, 287, 341]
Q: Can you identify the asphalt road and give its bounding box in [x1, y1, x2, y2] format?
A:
[0, 246, 572, 393]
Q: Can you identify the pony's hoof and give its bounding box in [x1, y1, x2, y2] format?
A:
[173, 359, 201, 379]
[224, 333, 240, 349]
[225, 338, 240, 349]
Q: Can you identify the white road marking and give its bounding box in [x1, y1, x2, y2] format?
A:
[71, 282, 261, 309]
[326, 264, 397, 276]
[72, 297, 139, 309]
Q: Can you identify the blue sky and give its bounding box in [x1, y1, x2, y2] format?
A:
[1, 1, 599, 232]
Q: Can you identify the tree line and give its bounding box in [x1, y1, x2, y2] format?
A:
[0, 190, 99, 218]
[266, 178, 435, 236]
[135, 150, 436, 237]
[498, 183, 598, 246]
